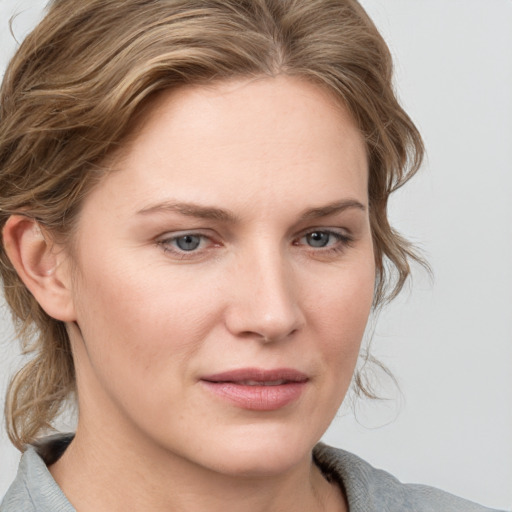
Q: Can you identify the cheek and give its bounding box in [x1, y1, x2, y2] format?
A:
[313, 260, 375, 363]
[70, 256, 220, 380]
[301, 263, 375, 436]
[69, 264, 222, 429]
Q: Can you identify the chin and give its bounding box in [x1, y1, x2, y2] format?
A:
[188, 423, 320, 478]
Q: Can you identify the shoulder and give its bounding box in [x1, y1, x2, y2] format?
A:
[1, 448, 38, 512]
[313, 443, 506, 512]
[0, 435, 75, 512]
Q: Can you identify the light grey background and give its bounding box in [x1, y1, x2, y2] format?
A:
[1, 0, 511, 509]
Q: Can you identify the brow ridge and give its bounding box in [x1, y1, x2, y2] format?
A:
[299, 199, 366, 220]
[137, 198, 366, 223]
[137, 201, 238, 222]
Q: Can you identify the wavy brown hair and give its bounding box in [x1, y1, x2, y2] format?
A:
[0, 0, 424, 450]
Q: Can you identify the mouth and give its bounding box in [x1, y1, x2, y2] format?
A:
[200, 368, 309, 411]
[201, 367, 308, 383]
[230, 379, 289, 386]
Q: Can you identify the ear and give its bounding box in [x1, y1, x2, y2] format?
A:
[2, 215, 76, 322]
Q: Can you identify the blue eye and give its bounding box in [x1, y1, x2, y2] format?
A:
[173, 234, 202, 251]
[304, 231, 336, 248]
[295, 229, 353, 255]
[157, 231, 218, 260]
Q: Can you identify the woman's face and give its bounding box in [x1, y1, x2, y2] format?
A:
[65, 76, 375, 476]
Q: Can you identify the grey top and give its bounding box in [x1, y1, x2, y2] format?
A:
[1, 435, 506, 512]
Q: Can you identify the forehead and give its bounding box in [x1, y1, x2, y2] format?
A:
[88, 76, 368, 218]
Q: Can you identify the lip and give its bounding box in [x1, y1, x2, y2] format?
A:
[200, 368, 309, 411]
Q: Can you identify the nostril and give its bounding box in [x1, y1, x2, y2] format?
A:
[237, 325, 300, 344]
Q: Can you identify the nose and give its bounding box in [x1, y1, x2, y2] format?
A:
[224, 247, 305, 343]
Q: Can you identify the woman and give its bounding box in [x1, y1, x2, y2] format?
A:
[0, 1, 505, 511]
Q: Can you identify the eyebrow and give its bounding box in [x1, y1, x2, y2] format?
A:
[136, 199, 366, 222]
[136, 201, 238, 222]
[299, 199, 366, 220]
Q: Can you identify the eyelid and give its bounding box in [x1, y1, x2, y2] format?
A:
[156, 230, 221, 259]
[155, 228, 217, 242]
[293, 227, 355, 252]
[294, 226, 352, 241]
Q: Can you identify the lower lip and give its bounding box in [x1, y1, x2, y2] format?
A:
[201, 381, 307, 411]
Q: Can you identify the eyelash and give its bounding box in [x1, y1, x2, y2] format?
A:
[156, 229, 354, 260]
[294, 230, 354, 255]
[157, 232, 217, 259]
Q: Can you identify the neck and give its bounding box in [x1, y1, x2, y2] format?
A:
[49, 424, 345, 512]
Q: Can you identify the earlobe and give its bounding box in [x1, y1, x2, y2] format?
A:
[2, 215, 77, 322]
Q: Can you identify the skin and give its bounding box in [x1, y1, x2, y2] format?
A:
[5, 76, 375, 512]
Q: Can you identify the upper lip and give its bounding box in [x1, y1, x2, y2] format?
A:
[201, 368, 309, 384]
